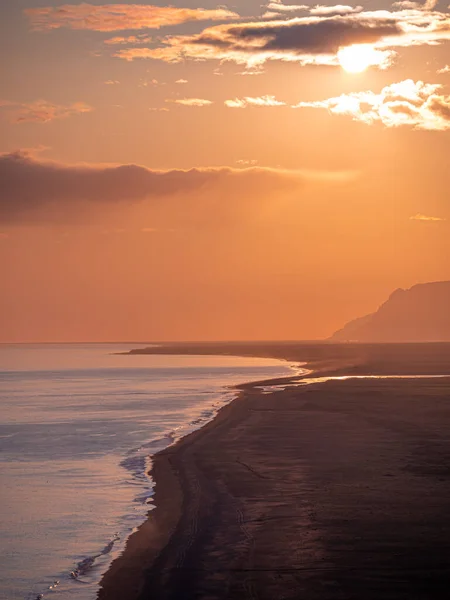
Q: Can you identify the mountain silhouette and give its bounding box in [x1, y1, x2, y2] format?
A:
[331, 281, 450, 342]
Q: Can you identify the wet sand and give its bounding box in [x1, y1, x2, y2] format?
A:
[99, 343, 450, 600]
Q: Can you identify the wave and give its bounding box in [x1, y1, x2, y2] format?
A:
[70, 534, 120, 582]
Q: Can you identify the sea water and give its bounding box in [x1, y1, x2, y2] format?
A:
[0, 344, 296, 600]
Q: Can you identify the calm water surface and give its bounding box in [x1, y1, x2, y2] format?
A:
[0, 344, 296, 600]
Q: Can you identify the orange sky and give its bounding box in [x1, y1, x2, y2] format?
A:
[0, 0, 449, 342]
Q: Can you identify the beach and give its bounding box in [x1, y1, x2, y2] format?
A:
[99, 343, 450, 600]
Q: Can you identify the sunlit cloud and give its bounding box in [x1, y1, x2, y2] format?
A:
[265, 1, 308, 12]
[293, 80, 450, 131]
[138, 78, 162, 87]
[103, 80, 120, 85]
[175, 79, 188, 84]
[113, 6, 450, 69]
[392, 0, 438, 9]
[437, 65, 450, 74]
[114, 48, 161, 61]
[263, 2, 363, 18]
[309, 5, 363, 15]
[262, 1, 308, 18]
[236, 159, 259, 166]
[225, 95, 286, 108]
[104, 35, 152, 45]
[0, 100, 93, 123]
[168, 98, 213, 107]
[236, 68, 265, 75]
[24, 3, 239, 32]
[410, 213, 446, 221]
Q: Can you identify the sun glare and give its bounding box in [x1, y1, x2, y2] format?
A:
[338, 44, 383, 73]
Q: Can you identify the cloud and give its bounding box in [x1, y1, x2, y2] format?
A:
[104, 35, 152, 45]
[437, 64, 450, 74]
[168, 98, 213, 106]
[138, 78, 162, 87]
[262, 2, 308, 17]
[175, 79, 188, 84]
[266, 1, 308, 12]
[309, 5, 363, 16]
[0, 100, 93, 123]
[104, 80, 120, 85]
[114, 48, 160, 61]
[293, 80, 450, 131]
[410, 213, 446, 221]
[225, 95, 286, 108]
[24, 3, 239, 32]
[236, 159, 259, 166]
[113, 6, 450, 68]
[264, 1, 362, 15]
[236, 67, 265, 75]
[392, 0, 438, 9]
[0, 151, 328, 223]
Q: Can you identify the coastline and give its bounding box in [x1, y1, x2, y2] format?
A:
[99, 342, 450, 600]
[98, 360, 305, 600]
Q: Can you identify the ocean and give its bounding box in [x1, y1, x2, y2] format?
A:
[0, 344, 296, 600]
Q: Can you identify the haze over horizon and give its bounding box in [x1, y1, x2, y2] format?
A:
[1, 0, 449, 343]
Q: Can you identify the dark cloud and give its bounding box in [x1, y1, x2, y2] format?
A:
[428, 96, 450, 120]
[0, 151, 311, 223]
[223, 18, 401, 54]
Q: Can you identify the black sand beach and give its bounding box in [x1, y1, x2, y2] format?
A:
[99, 343, 450, 600]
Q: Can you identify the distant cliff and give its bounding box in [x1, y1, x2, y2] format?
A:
[330, 281, 450, 342]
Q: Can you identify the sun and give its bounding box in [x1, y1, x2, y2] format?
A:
[338, 44, 383, 73]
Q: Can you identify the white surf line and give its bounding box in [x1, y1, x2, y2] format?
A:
[255, 374, 450, 392]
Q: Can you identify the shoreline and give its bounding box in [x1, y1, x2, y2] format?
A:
[98, 358, 306, 600]
[98, 342, 450, 600]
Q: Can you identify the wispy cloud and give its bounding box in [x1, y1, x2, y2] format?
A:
[175, 79, 188, 84]
[236, 159, 259, 166]
[262, 1, 308, 18]
[410, 213, 446, 221]
[24, 3, 239, 32]
[293, 80, 450, 131]
[437, 65, 450, 74]
[113, 5, 450, 69]
[103, 80, 120, 85]
[0, 100, 93, 123]
[104, 35, 151, 45]
[266, 1, 308, 11]
[264, 1, 363, 15]
[392, 0, 438, 9]
[168, 98, 213, 107]
[225, 95, 286, 108]
[138, 78, 162, 87]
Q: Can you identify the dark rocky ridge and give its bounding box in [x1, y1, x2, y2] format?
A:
[331, 281, 450, 342]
